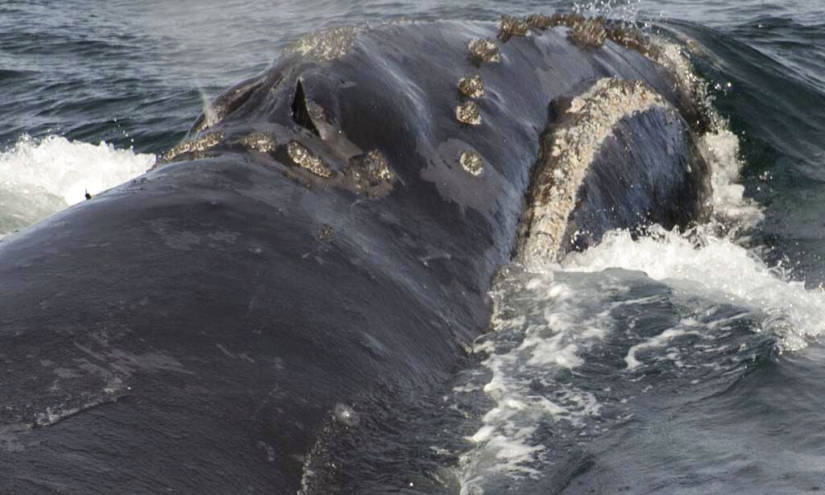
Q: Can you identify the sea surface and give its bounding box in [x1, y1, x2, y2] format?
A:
[3, 0, 825, 493]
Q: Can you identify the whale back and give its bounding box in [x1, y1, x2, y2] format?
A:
[0, 19, 708, 492]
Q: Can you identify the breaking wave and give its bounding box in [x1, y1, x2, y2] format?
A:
[0, 135, 155, 238]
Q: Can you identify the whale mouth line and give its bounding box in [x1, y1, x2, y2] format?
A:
[517, 77, 680, 265]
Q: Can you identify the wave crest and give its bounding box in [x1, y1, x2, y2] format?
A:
[0, 135, 154, 237]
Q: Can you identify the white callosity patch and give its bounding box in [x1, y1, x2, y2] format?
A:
[467, 39, 501, 63]
[455, 100, 482, 126]
[0, 135, 155, 237]
[521, 78, 669, 265]
[459, 150, 484, 176]
[288, 26, 361, 61]
[162, 131, 223, 161]
[458, 75, 485, 99]
[520, 36, 764, 268]
[287, 140, 332, 177]
[238, 132, 278, 153]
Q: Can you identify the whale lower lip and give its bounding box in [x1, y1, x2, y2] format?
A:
[0, 16, 709, 493]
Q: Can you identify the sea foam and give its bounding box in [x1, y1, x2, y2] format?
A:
[0, 135, 155, 237]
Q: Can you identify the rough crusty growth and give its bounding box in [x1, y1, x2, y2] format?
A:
[458, 75, 485, 99]
[568, 17, 607, 47]
[468, 39, 500, 63]
[498, 15, 529, 42]
[644, 40, 715, 128]
[346, 149, 394, 195]
[162, 132, 224, 162]
[519, 78, 670, 264]
[494, 12, 714, 132]
[238, 132, 277, 153]
[288, 26, 360, 61]
[363, 150, 393, 182]
[524, 13, 556, 29]
[317, 224, 333, 243]
[605, 26, 658, 57]
[459, 150, 484, 176]
[456, 101, 482, 126]
[495, 13, 646, 49]
[287, 141, 332, 178]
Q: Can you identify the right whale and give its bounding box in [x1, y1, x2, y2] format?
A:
[0, 14, 711, 493]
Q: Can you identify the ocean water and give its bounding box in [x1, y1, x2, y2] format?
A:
[3, 0, 825, 493]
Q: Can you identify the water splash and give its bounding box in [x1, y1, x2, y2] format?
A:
[456, 24, 816, 494]
[0, 135, 154, 237]
[198, 85, 220, 130]
[645, 38, 764, 227]
[572, 0, 643, 25]
[562, 225, 825, 352]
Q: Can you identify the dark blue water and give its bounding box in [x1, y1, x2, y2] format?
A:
[3, 1, 825, 493]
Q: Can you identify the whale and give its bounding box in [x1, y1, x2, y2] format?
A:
[0, 16, 709, 493]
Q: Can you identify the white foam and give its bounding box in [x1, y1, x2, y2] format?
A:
[458, 219, 825, 491]
[0, 135, 155, 236]
[625, 327, 697, 369]
[458, 272, 610, 491]
[648, 39, 763, 227]
[573, 0, 643, 24]
[562, 226, 825, 352]
[697, 126, 763, 226]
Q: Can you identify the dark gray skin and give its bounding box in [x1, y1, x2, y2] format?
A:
[562, 107, 709, 251]
[0, 20, 706, 493]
